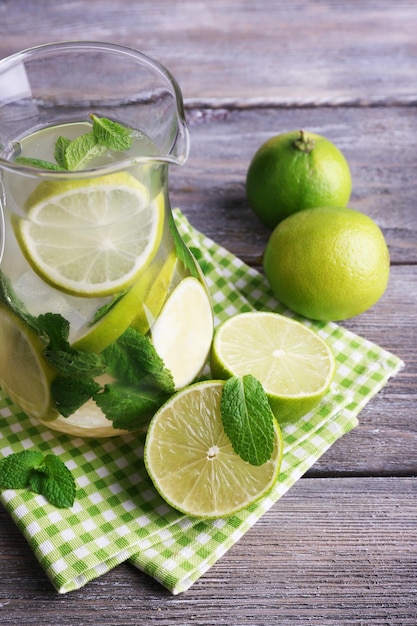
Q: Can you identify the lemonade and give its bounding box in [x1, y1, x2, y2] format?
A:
[0, 44, 213, 438]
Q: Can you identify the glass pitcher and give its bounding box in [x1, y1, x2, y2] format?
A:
[0, 42, 213, 438]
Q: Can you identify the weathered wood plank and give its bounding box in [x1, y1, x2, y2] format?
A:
[1, 0, 416, 106]
[1, 477, 415, 625]
[171, 106, 417, 265]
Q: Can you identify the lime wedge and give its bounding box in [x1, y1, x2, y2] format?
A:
[151, 276, 213, 389]
[144, 380, 283, 518]
[0, 303, 58, 421]
[73, 248, 178, 353]
[13, 173, 164, 297]
[211, 311, 336, 422]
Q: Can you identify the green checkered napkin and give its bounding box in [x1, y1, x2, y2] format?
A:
[0, 209, 404, 594]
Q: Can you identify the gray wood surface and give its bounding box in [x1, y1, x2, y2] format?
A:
[0, 1, 416, 624]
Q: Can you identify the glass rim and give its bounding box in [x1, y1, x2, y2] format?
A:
[0, 40, 190, 177]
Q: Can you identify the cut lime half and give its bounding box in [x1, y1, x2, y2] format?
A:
[211, 311, 336, 422]
[14, 173, 164, 297]
[144, 380, 283, 518]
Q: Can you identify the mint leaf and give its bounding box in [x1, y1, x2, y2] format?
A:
[37, 312, 70, 349]
[90, 114, 132, 151]
[94, 383, 169, 431]
[51, 375, 102, 417]
[64, 132, 106, 170]
[104, 327, 175, 393]
[15, 156, 66, 171]
[28, 455, 76, 508]
[54, 136, 71, 169]
[221, 375, 275, 466]
[45, 349, 106, 378]
[0, 450, 44, 489]
[0, 451, 76, 508]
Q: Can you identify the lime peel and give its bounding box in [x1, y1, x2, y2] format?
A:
[144, 380, 283, 518]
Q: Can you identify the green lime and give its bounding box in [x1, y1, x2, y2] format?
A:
[151, 276, 213, 389]
[0, 303, 58, 421]
[13, 173, 164, 297]
[246, 129, 352, 228]
[263, 206, 390, 321]
[144, 380, 283, 518]
[211, 311, 335, 422]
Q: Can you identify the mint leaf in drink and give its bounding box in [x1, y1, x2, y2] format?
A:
[104, 327, 175, 393]
[44, 349, 106, 378]
[15, 156, 66, 171]
[90, 113, 132, 151]
[54, 136, 71, 168]
[221, 375, 275, 466]
[0, 451, 76, 508]
[51, 375, 102, 417]
[64, 132, 107, 170]
[28, 455, 76, 508]
[94, 383, 169, 431]
[0, 450, 44, 489]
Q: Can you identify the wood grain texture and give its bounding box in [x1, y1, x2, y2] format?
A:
[0, 0, 416, 623]
[1, 478, 416, 625]
[1, 0, 417, 106]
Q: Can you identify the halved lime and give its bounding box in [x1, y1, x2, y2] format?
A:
[144, 380, 283, 518]
[14, 173, 164, 297]
[151, 276, 213, 389]
[0, 303, 58, 421]
[211, 311, 336, 422]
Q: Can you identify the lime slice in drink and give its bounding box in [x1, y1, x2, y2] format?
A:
[14, 173, 164, 297]
[0, 303, 58, 421]
[211, 311, 336, 422]
[150, 276, 213, 389]
[73, 248, 178, 353]
[144, 380, 283, 518]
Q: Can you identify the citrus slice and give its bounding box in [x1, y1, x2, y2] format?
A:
[0, 303, 58, 421]
[151, 276, 213, 389]
[14, 173, 164, 297]
[211, 311, 336, 422]
[144, 380, 283, 518]
[72, 249, 178, 353]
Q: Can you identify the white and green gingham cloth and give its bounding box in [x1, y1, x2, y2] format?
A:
[0, 209, 404, 594]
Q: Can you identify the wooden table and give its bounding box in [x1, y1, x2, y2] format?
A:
[1, 1, 416, 624]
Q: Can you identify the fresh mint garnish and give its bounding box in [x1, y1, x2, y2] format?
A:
[221, 375, 275, 466]
[94, 383, 169, 431]
[15, 114, 133, 172]
[0, 450, 76, 508]
[103, 327, 175, 393]
[51, 376, 102, 417]
[0, 272, 174, 432]
[90, 113, 133, 151]
[64, 132, 107, 170]
[54, 136, 71, 168]
[15, 156, 66, 171]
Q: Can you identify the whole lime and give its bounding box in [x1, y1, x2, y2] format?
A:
[246, 130, 352, 228]
[263, 206, 390, 321]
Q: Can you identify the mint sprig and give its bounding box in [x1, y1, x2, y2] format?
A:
[0, 270, 173, 430]
[221, 375, 275, 466]
[0, 450, 76, 508]
[15, 114, 133, 172]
